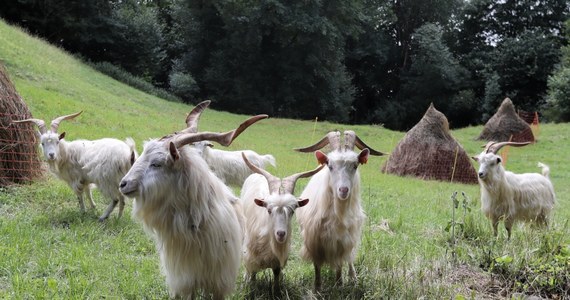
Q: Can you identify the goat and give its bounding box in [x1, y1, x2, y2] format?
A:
[13, 112, 137, 221]
[472, 141, 556, 239]
[193, 141, 276, 187]
[240, 152, 323, 290]
[294, 130, 384, 290]
[119, 114, 267, 300]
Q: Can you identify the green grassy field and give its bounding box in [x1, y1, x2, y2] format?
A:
[1, 20, 568, 299]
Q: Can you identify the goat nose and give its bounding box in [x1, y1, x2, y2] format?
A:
[478, 172, 484, 178]
[339, 187, 349, 194]
[277, 231, 286, 239]
[49, 153, 54, 158]
[119, 180, 127, 189]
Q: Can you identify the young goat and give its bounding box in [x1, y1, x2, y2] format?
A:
[472, 141, 556, 239]
[240, 152, 323, 290]
[294, 130, 384, 290]
[119, 114, 267, 300]
[13, 112, 137, 221]
[193, 141, 276, 187]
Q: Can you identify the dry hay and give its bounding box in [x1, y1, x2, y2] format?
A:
[382, 104, 478, 184]
[0, 62, 43, 186]
[477, 98, 535, 143]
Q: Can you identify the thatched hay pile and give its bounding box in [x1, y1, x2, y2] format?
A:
[382, 104, 478, 184]
[0, 63, 43, 186]
[477, 98, 535, 143]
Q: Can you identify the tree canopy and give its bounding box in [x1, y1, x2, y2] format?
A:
[1, 0, 568, 129]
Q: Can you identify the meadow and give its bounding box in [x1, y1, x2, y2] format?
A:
[1, 20, 569, 299]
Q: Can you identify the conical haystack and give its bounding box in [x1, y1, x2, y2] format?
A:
[477, 98, 535, 142]
[382, 104, 478, 184]
[0, 63, 43, 186]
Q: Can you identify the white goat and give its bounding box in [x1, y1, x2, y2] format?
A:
[193, 140, 276, 186]
[119, 114, 267, 300]
[13, 112, 137, 221]
[472, 141, 556, 239]
[295, 130, 384, 290]
[240, 152, 323, 290]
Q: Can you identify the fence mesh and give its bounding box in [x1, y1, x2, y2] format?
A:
[0, 63, 44, 186]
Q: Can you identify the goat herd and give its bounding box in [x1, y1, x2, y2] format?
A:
[13, 100, 556, 299]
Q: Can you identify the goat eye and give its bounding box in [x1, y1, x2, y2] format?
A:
[328, 165, 333, 171]
[267, 209, 272, 215]
[150, 162, 162, 168]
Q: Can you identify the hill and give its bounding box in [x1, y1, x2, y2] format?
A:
[1, 19, 569, 299]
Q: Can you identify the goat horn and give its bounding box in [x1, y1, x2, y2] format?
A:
[173, 114, 268, 148]
[484, 141, 532, 154]
[241, 152, 282, 194]
[12, 118, 47, 134]
[295, 131, 341, 152]
[349, 131, 385, 156]
[182, 100, 211, 134]
[281, 163, 325, 195]
[50, 111, 83, 133]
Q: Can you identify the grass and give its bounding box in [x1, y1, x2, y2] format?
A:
[1, 19, 569, 299]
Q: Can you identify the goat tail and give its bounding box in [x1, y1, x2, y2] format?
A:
[537, 162, 550, 178]
[125, 137, 139, 164]
[264, 154, 277, 167]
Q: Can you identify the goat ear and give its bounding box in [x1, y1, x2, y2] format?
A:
[471, 156, 479, 162]
[169, 142, 180, 161]
[206, 142, 214, 148]
[315, 150, 328, 165]
[58, 132, 66, 140]
[496, 157, 502, 164]
[254, 198, 266, 207]
[358, 148, 370, 164]
[297, 198, 309, 207]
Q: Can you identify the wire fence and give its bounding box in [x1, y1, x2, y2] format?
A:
[0, 112, 44, 186]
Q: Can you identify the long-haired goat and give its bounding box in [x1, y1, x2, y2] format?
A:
[294, 131, 384, 290]
[472, 141, 556, 239]
[13, 112, 137, 221]
[119, 114, 267, 300]
[240, 152, 323, 290]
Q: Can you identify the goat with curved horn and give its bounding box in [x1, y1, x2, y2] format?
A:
[50, 111, 83, 133]
[172, 114, 268, 148]
[118, 113, 269, 299]
[183, 100, 211, 134]
[240, 152, 323, 290]
[294, 131, 341, 152]
[13, 118, 47, 134]
[343, 130, 385, 156]
[483, 141, 531, 154]
[242, 152, 324, 195]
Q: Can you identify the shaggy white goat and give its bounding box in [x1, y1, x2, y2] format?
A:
[240, 152, 323, 290]
[472, 141, 556, 239]
[119, 114, 267, 300]
[13, 112, 137, 221]
[294, 130, 384, 290]
[193, 140, 276, 186]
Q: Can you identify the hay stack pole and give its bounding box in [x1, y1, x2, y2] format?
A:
[382, 104, 478, 184]
[0, 63, 43, 186]
[477, 98, 535, 143]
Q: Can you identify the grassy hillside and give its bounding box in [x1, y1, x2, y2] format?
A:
[1, 19, 569, 299]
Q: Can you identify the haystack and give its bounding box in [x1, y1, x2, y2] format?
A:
[0, 63, 43, 186]
[382, 104, 478, 184]
[477, 98, 535, 142]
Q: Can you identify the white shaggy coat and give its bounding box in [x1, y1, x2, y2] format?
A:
[296, 150, 366, 290]
[120, 141, 242, 299]
[42, 133, 136, 220]
[474, 153, 556, 238]
[193, 141, 276, 186]
[240, 174, 306, 287]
